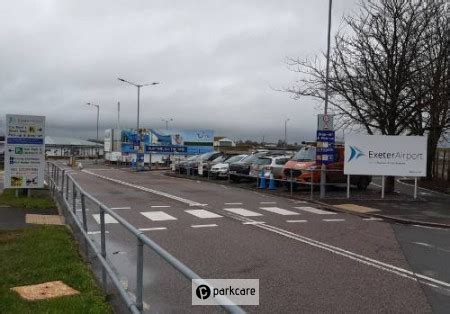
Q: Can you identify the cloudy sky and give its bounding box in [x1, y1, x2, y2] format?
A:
[0, 0, 357, 143]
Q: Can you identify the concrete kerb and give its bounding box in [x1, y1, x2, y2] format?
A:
[166, 172, 450, 229]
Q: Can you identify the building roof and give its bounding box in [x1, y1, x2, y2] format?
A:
[45, 136, 102, 147]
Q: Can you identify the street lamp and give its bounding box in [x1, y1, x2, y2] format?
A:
[86, 102, 100, 160]
[117, 77, 160, 130]
[284, 118, 290, 149]
[161, 118, 173, 130]
[320, 0, 333, 199]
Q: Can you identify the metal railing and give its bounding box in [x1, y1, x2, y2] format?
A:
[46, 161, 245, 314]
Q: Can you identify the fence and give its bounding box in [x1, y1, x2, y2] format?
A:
[46, 161, 245, 314]
[172, 161, 423, 200]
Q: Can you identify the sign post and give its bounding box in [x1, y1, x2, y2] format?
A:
[4, 115, 45, 193]
[316, 114, 335, 199]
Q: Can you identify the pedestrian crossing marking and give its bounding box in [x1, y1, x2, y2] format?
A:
[286, 220, 308, 223]
[141, 211, 177, 221]
[323, 219, 345, 222]
[139, 227, 167, 231]
[223, 208, 263, 217]
[185, 209, 223, 219]
[191, 224, 218, 228]
[259, 207, 300, 216]
[295, 206, 336, 215]
[92, 214, 119, 224]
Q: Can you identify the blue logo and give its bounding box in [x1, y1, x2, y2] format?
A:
[348, 146, 364, 162]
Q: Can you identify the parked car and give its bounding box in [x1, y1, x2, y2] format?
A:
[249, 154, 293, 179]
[176, 155, 199, 174]
[282, 145, 372, 190]
[210, 154, 248, 178]
[192, 151, 222, 175]
[200, 152, 241, 177]
[229, 152, 269, 182]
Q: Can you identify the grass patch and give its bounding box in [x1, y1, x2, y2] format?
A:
[0, 226, 111, 314]
[0, 189, 57, 209]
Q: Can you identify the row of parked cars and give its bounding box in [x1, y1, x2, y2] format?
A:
[174, 145, 372, 190]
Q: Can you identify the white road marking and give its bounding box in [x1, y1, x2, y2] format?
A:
[260, 207, 300, 216]
[191, 224, 218, 228]
[295, 206, 336, 215]
[189, 203, 208, 207]
[141, 211, 177, 221]
[185, 209, 223, 219]
[87, 231, 110, 235]
[83, 170, 204, 206]
[225, 202, 243, 205]
[260, 201, 276, 204]
[223, 208, 263, 217]
[76, 208, 90, 212]
[286, 220, 308, 223]
[151, 205, 171, 208]
[110, 207, 131, 210]
[139, 227, 167, 231]
[362, 217, 383, 221]
[323, 219, 345, 222]
[413, 242, 433, 248]
[225, 214, 450, 292]
[92, 214, 119, 224]
[243, 221, 265, 225]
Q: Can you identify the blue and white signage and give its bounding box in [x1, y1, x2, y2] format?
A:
[344, 135, 427, 177]
[145, 145, 187, 153]
[4, 114, 46, 188]
[316, 130, 335, 165]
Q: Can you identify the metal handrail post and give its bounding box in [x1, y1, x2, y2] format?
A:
[65, 174, 70, 201]
[136, 238, 144, 311]
[81, 194, 89, 257]
[100, 206, 107, 290]
[72, 182, 77, 213]
[61, 170, 65, 196]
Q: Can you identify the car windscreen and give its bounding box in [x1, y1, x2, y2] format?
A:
[293, 147, 316, 161]
[255, 158, 271, 165]
[199, 151, 217, 161]
[212, 155, 226, 163]
[242, 153, 265, 163]
[226, 155, 247, 163]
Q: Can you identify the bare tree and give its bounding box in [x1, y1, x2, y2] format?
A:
[286, 0, 448, 191]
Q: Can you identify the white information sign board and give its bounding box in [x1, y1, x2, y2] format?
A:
[4, 114, 46, 188]
[344, 135, 427, 177]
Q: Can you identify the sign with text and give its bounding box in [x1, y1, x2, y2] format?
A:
[344, 135, 427, 177]
[4, 114, 46, 188]
[316, 130, 335, 165]
[145, 145, 187, 153]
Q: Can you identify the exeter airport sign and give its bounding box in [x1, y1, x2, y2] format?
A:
[344, 135, 427, 177]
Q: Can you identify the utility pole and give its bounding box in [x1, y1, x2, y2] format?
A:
[284, 119, 290, 149]
[320, 0, 333, 199]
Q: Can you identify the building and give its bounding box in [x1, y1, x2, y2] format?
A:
[214, 137, 236, 148]
[45, 136, 103, 158]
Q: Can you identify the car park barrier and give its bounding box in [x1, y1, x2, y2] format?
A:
[46, 162, 245, 314]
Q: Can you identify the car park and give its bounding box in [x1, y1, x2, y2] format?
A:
[282, 145, 372, 190]
[229, 152, 269, 182]
[210, 154, 248, 178]
[192, 151, 222, 175]
[200, 152, 241, 177]
[176, 155, 199, 174]
[249, 154, 293, 180]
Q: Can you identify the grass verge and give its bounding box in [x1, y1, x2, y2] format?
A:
[0, 189, 57, 209]
[0, 226, 111, 313]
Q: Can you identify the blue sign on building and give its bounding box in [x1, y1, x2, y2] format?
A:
[316, 130, 335, 165]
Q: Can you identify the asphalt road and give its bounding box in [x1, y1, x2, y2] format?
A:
[62, 165, 449, 313]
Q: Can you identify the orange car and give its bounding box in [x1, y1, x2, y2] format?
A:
[282, 145, 371, 190]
